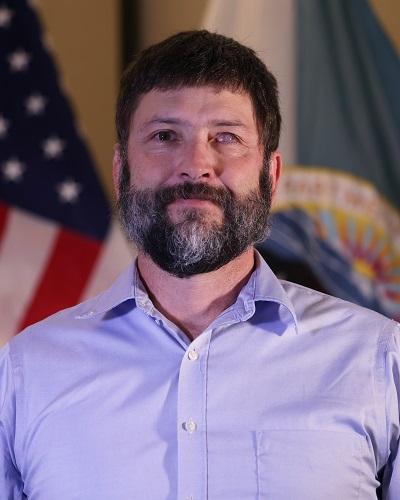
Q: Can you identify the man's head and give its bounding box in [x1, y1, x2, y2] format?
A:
[114, 31, 282, 278]
[116, 30, 281, 162]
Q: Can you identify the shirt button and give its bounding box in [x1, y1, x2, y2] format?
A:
[182, 418, 197, 433]
[187, 349, 199, 361]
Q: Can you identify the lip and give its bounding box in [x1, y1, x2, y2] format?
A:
[169, 198, 217, 208]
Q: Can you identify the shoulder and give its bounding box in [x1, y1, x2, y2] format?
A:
[0, 286, 135, 421]
[5, 289, 120, 374]
[280, 279, 398, 341]
[8, 262, 137, 358]
[12, 293, 102, 344]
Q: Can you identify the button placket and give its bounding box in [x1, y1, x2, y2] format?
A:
[177, 335, 210, 500]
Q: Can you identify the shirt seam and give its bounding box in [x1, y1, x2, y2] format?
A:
[0, 344, 11, 419]
[379, 319, 397, 468]
[9, 346, 24, 475]
[1, 344, 21, 475]
[204, 331, 212, 500]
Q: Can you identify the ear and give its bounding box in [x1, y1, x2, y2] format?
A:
[268, 151, 282, 201]
[112, 143, 123, 199]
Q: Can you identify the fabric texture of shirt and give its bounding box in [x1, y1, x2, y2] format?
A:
[1, 252, 400, 499]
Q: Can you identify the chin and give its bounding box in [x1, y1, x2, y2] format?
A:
[168, 205, 223, 225]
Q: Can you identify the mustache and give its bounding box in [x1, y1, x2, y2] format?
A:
[153, 182, 235, 209]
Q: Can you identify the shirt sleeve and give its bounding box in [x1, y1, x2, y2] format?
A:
[382, 321, 400, 499]
[0, 343, 24, 498]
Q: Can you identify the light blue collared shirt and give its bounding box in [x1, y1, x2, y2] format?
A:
[1, 253, 400, 499]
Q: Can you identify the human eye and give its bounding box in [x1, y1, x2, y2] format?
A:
[215, 132, 240, 144]
[152, 130, 177, 142]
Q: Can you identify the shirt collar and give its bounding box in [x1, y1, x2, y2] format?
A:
[249, 250, 298, 333]
[77, 251, 298, 334]
[76, 262, 137, 319]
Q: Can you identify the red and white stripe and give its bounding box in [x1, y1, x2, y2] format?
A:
[0, 202, 132, 346]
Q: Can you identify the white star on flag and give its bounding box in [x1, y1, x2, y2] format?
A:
[8, 49, 30, 72]
[25, 93, 47, 115]
[2, 158, 25, 182]
[57, 179, 81, 203]
[42, 135, 65, 158]
[0, 6, 13, 28]
[0, 115, 9, 138]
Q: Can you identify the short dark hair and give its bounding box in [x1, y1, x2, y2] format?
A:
[116, 30, 281, 160]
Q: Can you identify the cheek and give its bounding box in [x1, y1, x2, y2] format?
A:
[127, 150, 171, 188]
[223, 158, 263, 194]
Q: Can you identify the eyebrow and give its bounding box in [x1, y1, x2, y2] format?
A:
[138, 117, 185, 132]
[210, 120, 247, 128]
[145, 117, 185, 126]
[140, 116, 248, 131]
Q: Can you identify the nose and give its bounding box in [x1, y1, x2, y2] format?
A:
[179, 139, 218, 181]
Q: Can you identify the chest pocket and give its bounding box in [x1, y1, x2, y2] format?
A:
[256, 429, 374, 499]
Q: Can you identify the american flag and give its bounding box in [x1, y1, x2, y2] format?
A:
[0, 0, 132, 344]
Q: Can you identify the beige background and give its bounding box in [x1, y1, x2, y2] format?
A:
[140, 0, 207, 48]
[36, 0, 400, 199]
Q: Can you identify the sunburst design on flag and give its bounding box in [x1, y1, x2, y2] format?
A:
[270, 167, 400, 320]
[315, 209, 400, 319]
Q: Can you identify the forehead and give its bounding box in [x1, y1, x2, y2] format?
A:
[130, 86, 257, 130]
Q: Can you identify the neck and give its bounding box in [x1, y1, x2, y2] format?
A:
[137, 248, 256, 340]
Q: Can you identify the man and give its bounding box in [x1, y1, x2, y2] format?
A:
[1, 30, 399, 499]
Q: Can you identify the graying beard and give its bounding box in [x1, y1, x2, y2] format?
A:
[116, 161, 272, 276]
[166, 214, 225, 267]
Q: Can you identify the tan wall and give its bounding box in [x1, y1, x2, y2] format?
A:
[140, 0, 206, 48]
[370, 0, 400, 52]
